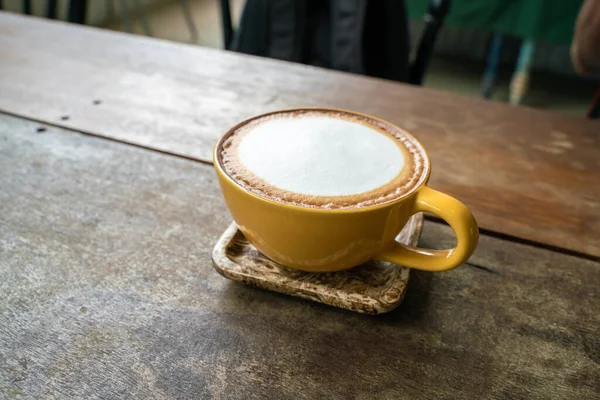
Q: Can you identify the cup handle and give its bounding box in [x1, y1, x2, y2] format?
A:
[375, 186, 479, 272]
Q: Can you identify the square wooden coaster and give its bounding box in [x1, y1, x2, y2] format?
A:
[212, 214, 423, 314]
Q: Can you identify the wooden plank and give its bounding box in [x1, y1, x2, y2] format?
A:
[1, 114, 598, 399]
[0, 14, 599, 257]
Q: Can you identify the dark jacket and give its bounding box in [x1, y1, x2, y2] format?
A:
[232, 0, 411, 82]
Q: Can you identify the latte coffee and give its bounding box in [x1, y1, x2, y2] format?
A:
[218, 109, 429, 209]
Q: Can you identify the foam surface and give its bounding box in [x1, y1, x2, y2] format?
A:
[219, 110, 428, 209]
[237, 116, 405, 196]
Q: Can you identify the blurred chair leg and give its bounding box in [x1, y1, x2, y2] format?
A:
[588, 87, 600, 119]
[409, 0, 452, 85]
[221, 0, 233, 49]
[106, 0, 116, 21]
[509, 39, 535, 105]
[179, 0, 199, 44]
[118, 0, 133, 32]
[22, 0, 31, 14]
[47, 0, 58, 18]
[68, 0, 88, 24]
[132, 0, 152, 36]
[481, 33, 504, 99]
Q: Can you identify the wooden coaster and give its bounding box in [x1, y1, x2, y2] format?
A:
[212, 214, 423, 315]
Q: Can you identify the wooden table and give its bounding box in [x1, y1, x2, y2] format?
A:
[1, 13, 599, 399]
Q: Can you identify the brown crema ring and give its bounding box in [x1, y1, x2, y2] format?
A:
[217, 109, 429, 210]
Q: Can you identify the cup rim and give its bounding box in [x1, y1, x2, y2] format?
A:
[213, 107, 432, 214]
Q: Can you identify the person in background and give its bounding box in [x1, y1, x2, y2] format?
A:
[231, 0, 411, 83]
[571, 0, 600, 76]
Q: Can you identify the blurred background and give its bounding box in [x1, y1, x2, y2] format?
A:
[2, 0, 597, 117]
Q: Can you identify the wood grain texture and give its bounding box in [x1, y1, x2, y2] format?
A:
[212, 216, 422, 315]
[1, 13, 599, 257]
[1, 114, 599, 399]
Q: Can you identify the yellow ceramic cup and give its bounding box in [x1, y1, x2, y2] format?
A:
[214, 108, 478, 272]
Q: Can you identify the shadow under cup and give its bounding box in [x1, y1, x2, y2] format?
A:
[214, 108, 479, 273]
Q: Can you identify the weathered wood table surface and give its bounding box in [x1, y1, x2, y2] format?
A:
[1, 13, 599, 399]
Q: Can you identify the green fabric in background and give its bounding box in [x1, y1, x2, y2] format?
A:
[406, 0, 583, 45]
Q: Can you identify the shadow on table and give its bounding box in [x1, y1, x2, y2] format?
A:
[379, 269, 433, 324]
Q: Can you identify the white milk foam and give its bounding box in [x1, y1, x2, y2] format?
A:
[220, 110, 428, 209]
[237, 116, 405, 196]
